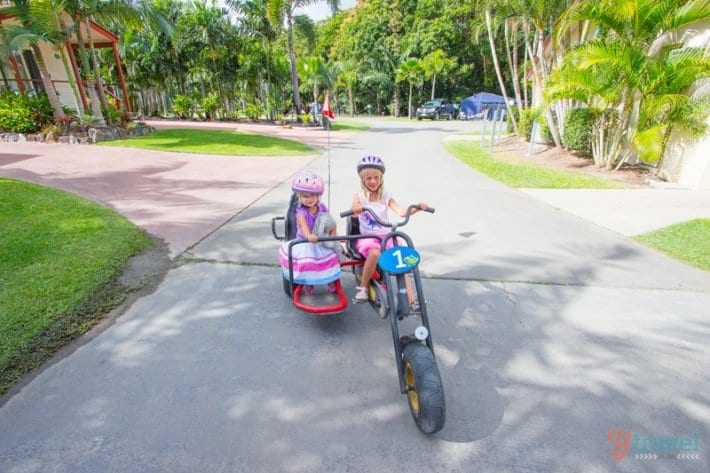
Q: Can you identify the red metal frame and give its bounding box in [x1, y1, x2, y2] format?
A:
[292, 279, 348, 315]
[289, 259, 384, 315]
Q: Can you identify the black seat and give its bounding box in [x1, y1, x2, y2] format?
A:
[346, 215, 366, 260]
[284, 192, 299, 240]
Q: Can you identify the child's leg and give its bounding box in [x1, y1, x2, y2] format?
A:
[360, 248, 380, 288]
[404, 274, 416, 305]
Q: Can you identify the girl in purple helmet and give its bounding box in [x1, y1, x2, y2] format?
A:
[351, 155, 427, 305]
[278, 171, 341, 295]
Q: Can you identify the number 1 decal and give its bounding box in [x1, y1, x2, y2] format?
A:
[392, 249, 407, 269]
[379, 246, 421, 274]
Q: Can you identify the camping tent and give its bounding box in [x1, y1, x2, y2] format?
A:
[459, 92, 510, 120]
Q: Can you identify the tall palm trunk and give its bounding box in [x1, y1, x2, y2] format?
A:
[286, 9, 301, 113]
[504, 19, 524, 113]
[73, 21, 105, 125]
[408, 82, 414, 119]
[85, 19, 111, 119]
[31, 44, 64, 121]
[485, 8, 519, 135]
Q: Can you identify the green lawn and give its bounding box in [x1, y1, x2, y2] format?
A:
[99, 128, 314, 156]
[0, 178, 154, 394]
[445, 140, 623, 189]
[634, 219, 710, 271]
[330, 120, 370, 132]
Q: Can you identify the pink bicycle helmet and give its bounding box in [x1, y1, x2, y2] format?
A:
[291, 172, 324, 195]
[357, 155, 386, 173]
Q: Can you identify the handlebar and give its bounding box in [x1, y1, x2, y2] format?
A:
[339, 204, 435, 228]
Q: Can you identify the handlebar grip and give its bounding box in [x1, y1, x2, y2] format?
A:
[339, 210, 354, 218]
[424, 207, 435, 213]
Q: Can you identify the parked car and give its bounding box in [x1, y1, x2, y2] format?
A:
[416, 99, 455, 120]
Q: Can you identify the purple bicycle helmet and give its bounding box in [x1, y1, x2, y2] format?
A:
[357, 155, 386, 173]
[291, 172, 324, 195]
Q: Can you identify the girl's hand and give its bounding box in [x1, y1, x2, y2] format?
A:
[351, 201, 363, 215]
[411, 202, 427, 214]
[307, 234, 318, 243]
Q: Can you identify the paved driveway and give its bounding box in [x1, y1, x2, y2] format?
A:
[1, 119, 708, 473]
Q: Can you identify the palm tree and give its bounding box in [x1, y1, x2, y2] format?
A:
[267, 0, 340, 114]
[554, 0, 710, 169]
[298, 55, 323, 110]
[396, 58, 423, 119]
[231, 0, 281, 119]
[483, 7, 518, 134]
[336, 59, 358, 116]
[62, 0, 173, 123]
[2, 0, 65, 120]
[420, 49, 454, 100]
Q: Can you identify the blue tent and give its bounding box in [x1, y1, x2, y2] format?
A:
[459, 92, 509, 120]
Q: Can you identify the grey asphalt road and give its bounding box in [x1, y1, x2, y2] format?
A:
[1, 119, 708, 473]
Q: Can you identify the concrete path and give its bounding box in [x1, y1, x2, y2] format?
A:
[1, 119, 708, 473]
[520, 187, 710, 236]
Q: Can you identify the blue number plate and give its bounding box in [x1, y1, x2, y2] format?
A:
[379, 246, 420, 274]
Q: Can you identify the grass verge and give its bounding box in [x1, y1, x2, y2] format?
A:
[98, 128, 314, 156]
[330, 120, 369, 132]
[0, 178, 154, 395]
[634, 219, 710, 271]
[445, 140, 623, 189]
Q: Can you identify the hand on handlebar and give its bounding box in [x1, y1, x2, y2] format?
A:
[351, 200, 363, 216]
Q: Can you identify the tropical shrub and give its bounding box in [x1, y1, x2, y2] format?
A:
[171, 95, 196, 119]
[0, 92, 53, 133]
[518, 108, 538, 141]
[563, 108, 594, 155]
[201, 94, 219, 120]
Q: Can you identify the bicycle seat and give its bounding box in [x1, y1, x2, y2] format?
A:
[346, 215, 366, 260]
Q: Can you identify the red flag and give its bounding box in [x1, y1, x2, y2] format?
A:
[323, 93, 335, 119]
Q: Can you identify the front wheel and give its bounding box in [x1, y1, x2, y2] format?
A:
[402, 343, 446, 434]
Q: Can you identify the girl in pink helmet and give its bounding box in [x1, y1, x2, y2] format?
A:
[351, 156, 427, 305]
[278, 171, 341, 295]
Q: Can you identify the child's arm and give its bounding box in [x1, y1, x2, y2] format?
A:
[351, 193, 363, 214]
[389, 198, 428, 217]
[296, 213, 318, 242]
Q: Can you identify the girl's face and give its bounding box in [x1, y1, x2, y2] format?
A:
[299, 192, 319, 207]
[360, 169, 383, 193]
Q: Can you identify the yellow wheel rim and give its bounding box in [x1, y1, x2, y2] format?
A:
[405, 361, 419, 414]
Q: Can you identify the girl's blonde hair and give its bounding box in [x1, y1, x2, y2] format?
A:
[359, 168, 385, 202]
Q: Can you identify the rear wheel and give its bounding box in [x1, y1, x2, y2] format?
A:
[402, 343, 446, 434]
[282, 277, 299, 297]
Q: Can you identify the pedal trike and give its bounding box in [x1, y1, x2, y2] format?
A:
[272, 200, 446, 434]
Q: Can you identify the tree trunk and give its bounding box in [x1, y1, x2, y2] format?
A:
[286, 9, 301, 114]
[535, 26, 562, 148]
[486, 9, 519, 135]
[408, 83, 413, 118]
[31, 45, 64, 121]
[504, 19, 524, 114]
[393, 86, 401, 117]
[85, 19, 111, 120]
[74, 21, 105, 125]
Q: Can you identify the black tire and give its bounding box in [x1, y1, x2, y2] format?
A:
[282, 277, 299, 297]
[402, 343, 446, 434]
